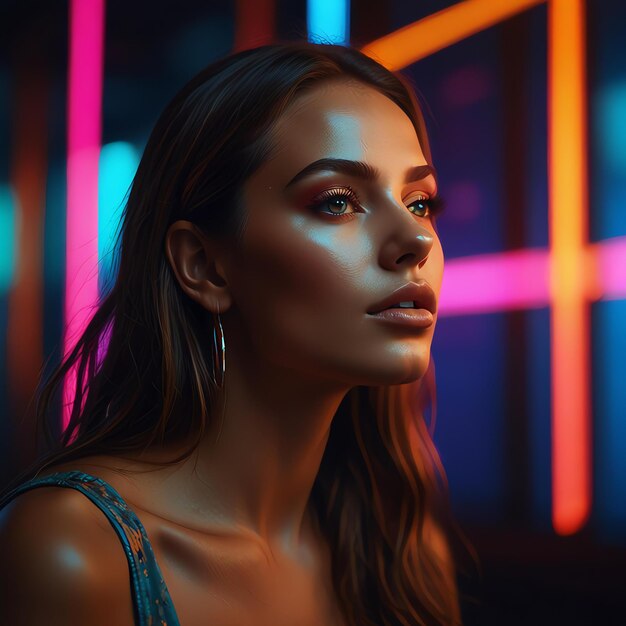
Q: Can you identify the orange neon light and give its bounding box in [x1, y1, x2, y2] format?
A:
[548, 0, 591, 534]
[360, 0, 545, 70]
[361, 0, 591, 535]
[7, 73, 47, 452]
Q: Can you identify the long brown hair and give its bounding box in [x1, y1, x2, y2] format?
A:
[2, 41, 471, 625]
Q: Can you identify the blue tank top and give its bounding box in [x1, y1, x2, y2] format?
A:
[0, 470, 181, 626]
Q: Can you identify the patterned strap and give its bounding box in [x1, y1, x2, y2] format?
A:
[0, 470, 181, 626]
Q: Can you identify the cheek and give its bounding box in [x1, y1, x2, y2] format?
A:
[233, 217, 370, 345]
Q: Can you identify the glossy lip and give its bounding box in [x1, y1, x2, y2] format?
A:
[366, 280, 437, 315]
[368, 308, 434, 328]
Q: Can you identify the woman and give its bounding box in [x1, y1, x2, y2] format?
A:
[0, 41, 466, 625]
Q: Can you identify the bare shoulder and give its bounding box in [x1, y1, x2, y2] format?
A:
[0, 485, 136, 626]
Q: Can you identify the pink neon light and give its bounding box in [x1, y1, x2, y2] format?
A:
[437, 236, 626, 316]
[596, 236, 626, 299]
[439, 248, 549, 315]
[63, 0, 105, 436]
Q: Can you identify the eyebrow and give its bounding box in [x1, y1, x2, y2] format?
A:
[283, 157, 437, 190]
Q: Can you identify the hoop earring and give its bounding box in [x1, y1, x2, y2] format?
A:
[211, 303, 226, 389]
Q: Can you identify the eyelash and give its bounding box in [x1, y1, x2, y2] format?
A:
[306, 185, 446, 222]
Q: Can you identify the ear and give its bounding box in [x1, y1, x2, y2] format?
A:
[164, 220, 232, 314]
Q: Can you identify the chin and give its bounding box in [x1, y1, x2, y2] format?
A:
[351, 355, 430, 387]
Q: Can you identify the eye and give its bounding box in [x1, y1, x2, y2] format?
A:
[306, 186, 362, 220]
[306, 186, 447, 222]
[407, 194, 446, 220]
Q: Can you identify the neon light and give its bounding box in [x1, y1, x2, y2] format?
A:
[6, 73, 48, 411]
[438, 238, 625, 315]
[440, 248, 551, 315]
[64, 0, 105, 436]
[360, 0, 545, 70]
[98, 141, 139, 293]
[307, 0, 350, 46]
[590, 237, 626, 300]
[594, 84, 626, 537]
[0, 184, 17, 295]
[596, 82, 626, 175]
[595, 83, 626, 240]
[548, 0, 590, 535]
[94, 141, 139, 387]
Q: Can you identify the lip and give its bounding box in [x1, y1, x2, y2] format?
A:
[366, 281, 437, 316]
[368, 308, 434, 328]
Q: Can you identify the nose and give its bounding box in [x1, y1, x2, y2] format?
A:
[376, 207, 436, 271]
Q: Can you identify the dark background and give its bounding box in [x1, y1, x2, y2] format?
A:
[1, 1, 625, 624]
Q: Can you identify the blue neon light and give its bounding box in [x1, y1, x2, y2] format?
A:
[0, 184, 16, 295]
[98, 142, 140, 293]
[307, 0, 350, 46]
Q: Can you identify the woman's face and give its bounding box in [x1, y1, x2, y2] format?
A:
[222, 78, 444, 388]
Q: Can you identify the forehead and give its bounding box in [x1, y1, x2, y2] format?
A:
[259, 79, 427, 182]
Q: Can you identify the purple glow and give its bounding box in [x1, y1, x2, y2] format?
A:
[440, 65, 493, 110]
